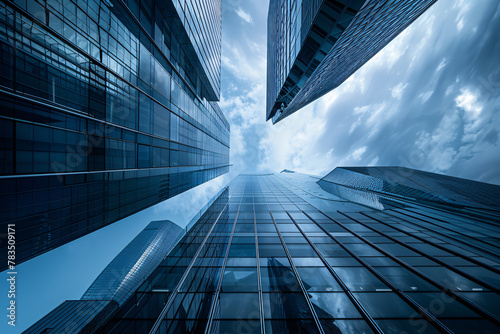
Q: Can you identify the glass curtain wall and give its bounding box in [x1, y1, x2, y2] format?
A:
[0, 0, 229, 269]
[96, 173, 500, 334]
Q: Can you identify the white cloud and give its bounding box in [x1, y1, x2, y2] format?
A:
[419, 91, 433, 103]
[354, 105, 371, 114]
[370, 27, 411, 70]
[436, 57, 448, 71]
[455, 88, 484, 142]
[220, 0, 500, 186]
[235, 7, 253, 24]
[454, 0, 471, 31]
[221, 83, 264, 129]
[221, 43, 265, 80]
[455, 88, 482, 120]
[351, 146, 367, 161]
[391, 82, 408, 99]
[369, 156, 379, 166]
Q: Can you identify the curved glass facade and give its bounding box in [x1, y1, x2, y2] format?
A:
[0, 0, 229, 269]
[24, 220, 185, 334]
[82, 220, 184, 306]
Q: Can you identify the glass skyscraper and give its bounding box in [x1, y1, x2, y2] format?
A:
[0, 0, 229, 269]
[266, 0, 436, 123]
[24, 220, 184, 334]
[36, 169, 500, 334]
[318, 166, 500, 212]
[81, 220, 184, 305]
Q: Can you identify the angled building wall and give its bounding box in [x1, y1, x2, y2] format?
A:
[318, 166, 500, 212]
[23, 300, 119, 334]
[266, 0, 436, 123]
[0, 0, 229, 269]
[60, 171, 500, 334]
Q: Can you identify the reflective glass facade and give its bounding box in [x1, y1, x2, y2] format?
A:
[266, 0, 436, 123]
[0, 0, 229, 269]
[87, 171, 500, 333]
[318, 166, 500, 212]
[23, 300, 119, 334]
[25, 220, 184, 334]
[82, 220, 184, 306]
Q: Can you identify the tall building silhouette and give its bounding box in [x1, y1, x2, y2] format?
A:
[266, 0, 436, 123]
[31, 169, 499, 333]
[0, 0, 229, 269]
[24, 220, 184, 334]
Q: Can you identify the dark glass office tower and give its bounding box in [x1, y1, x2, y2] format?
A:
[24, 220, 184, 334]
[53, 170, 500, 334]
[0, 0, 229, 269]
[266, 0, 436, 123]
[318, 166, 500, 212]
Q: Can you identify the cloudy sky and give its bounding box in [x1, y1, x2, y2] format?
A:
[223, 0, 500, 184]
[5, 0, 500, 332]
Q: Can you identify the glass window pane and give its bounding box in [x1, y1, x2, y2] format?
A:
[309, 292, 362, 319]
[417, 267, 486, 291]
[287, 244, 317, 257]
[219, 293, 260, 319]
[345, 243, 384, 257]
[262, 292, 313, 319]
[325, 257, 361, 267]
[362, 257, 398, 267]
[226, 258, 257, 267]
[406, 292, 479, 318]
[375, 319, 440, 334]
[228, 243, 256, 257]
[375, 266, 439, 292]
[296, 267, 342, 292]
[265, 319, 320, 334]
[261, 259, 302, 292]
[315, 243, 351, 257]
[333, 267, 389, 291]
[221, 267, 258, 292]
[457, 292, 500, 317]
[441, 319, 500, 334]
[328, 320, 374, 334]
[292, 258, 324, 266]
[219, 320, 261, 333]
[259, 244, 287, 257]
[354, 292, 417, 318]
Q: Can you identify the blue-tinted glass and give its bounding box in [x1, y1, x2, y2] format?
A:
[406, 292, 479, 318]
[354, 293, 417, 318]
[417, 267, 486, 291]
[375, 266, 439, 292]
[375, 319, 440, 334]
[261, 259, 302, 292]
[264, 319, 320, 334]
[219, 320, 261, 334]
[221, 267, 258, 292]
[309, 292, 362, 319]
[219, 293, 260, 319]
[329, 320, 374, 334]
[262, 293, 313, 319]
[296, 267, 342, 292]
[332, 267, 389, 291]
[440, 319, 500, 334]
